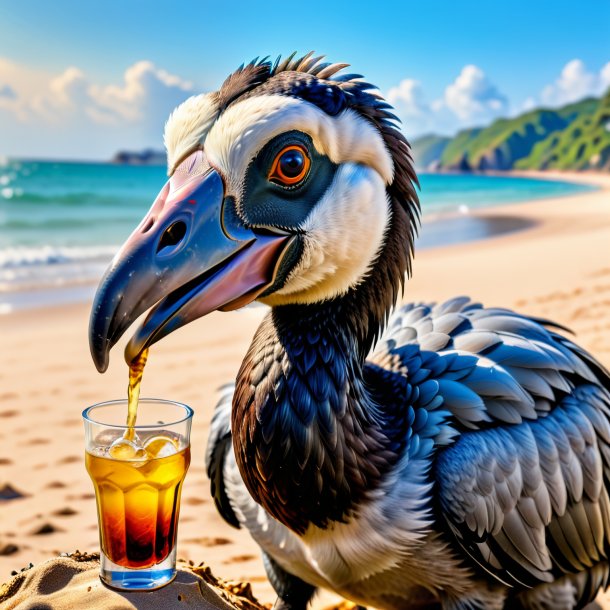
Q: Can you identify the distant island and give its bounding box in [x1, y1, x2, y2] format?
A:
[411, 88, 610, 172]
[111, 148, 166, 165]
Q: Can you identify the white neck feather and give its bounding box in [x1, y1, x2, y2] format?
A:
[262, 163, 391, 305]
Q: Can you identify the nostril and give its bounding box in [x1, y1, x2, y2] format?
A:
[157, 220, 187, 254]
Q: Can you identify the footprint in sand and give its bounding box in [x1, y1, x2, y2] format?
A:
[66, 493, 94, 501]
[184, 537, 232, 547]
[45, 481, 66, 490]
[52, 507, 78, 517]
[0, 483, 26, 501]
[224, 554, 256, 564]
[30, 522, 63, 536]
[184, 497, 206, 506]
[0, 543, 19, 556]
[59, 419, 80, 428]
[56, 455, 80, 465]
[180, 516, 196, 523]
[27, 438, 51, 446]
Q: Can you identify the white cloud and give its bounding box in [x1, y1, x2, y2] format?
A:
[521, 97, 537, 112]
[89, 61, 193, 123]
[386, 78, 446, 137]
[30, 67, 91, 121]
[541, 59, 610, 106]
[440, 65, 508, 121]
[386, 64, 508, 138]
[388, 59, 610, 140]
[0, 58, 50, 99]
[0, 57, 195, 158]
[387, 79, 429, 118]
[602, 63, 610, 90]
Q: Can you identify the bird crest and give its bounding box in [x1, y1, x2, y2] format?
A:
[216, 52, 421, 266]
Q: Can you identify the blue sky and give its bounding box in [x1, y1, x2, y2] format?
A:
[1, 0, 608, 159]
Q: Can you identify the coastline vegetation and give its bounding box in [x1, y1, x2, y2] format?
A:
[412, 90, 610, 172]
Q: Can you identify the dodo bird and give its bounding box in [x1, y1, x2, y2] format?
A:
[89, 54, 610, 609]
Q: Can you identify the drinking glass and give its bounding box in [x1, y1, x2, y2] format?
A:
[83, 399, 193, 591]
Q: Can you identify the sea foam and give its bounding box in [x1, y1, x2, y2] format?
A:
[0, 245, 117, 268]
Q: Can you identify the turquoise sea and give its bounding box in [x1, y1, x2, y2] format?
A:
[0, 159, 596, 312]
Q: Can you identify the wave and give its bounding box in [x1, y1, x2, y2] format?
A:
[0, 218, 135, 230]
[0, 189, 150, 207]
[0, 218, 126, 230]
[0, 245, 118, 269]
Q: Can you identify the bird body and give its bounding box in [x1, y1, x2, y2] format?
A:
[208, 298, 610, 609]
[89, 53, 610, 609]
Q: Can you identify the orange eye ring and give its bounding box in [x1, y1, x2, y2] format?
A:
[268, 145, 311, 186]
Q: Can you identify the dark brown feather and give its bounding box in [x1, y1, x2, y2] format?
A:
[232, 306, 403, 534]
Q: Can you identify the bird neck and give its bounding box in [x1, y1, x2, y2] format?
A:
[232, 213, 410, 534]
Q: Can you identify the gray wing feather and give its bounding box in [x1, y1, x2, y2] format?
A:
[371, 297, 610, 588]
[205, 384, 240, 529]
[436, 399, 610, 586]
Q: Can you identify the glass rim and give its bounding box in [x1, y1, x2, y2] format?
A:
[82, 398, 193, 429]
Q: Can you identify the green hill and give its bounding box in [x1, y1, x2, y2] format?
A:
[411, 95, 607, 172]
[410, 134, 450, 170]
[437, 127, 483, 170]
[516, 90, 610, 170]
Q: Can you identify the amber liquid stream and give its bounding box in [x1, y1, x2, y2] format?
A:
[125, 348, 148, 440]
[86, 347, 191, 568]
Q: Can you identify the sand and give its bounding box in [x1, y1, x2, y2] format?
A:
[0, 171, 609, 608]
[0, 553, 267, 609]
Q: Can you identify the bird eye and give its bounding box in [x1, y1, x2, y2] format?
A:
[269, 145, 310, 187]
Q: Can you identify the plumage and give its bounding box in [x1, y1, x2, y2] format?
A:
[205, 384, 240, 529]
[107, 52, 610, 609]
[203, 294, 610, 609]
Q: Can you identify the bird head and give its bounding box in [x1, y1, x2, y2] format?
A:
[89, 53, 419, 372]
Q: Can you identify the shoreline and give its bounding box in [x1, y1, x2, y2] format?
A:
[421, 168, 610, 185]
[1, 170, 607, 315]
[416, 169, 609, 252]
[489, 168, 610, 185]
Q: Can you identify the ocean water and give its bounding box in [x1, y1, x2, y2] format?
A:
[0, 159, 596, 312]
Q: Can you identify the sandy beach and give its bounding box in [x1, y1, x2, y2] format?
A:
[1, 171, 610, 608]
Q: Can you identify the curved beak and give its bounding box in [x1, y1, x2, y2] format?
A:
[89, 150, 292, 372]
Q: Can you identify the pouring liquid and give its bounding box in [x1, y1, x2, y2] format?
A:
[124, 348, 149, 441]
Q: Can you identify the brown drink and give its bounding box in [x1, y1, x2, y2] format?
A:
[83, 399, 193, 590]
[85, 436, 190, 569]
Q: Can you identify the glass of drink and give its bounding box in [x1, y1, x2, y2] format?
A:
[83, 399, 193, 591]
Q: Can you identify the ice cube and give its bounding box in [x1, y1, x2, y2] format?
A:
[108, 436, 147, 461]
[94, 430, 122, 447]
[143, 435, 179, 459]
[90, 446, 108, 458]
